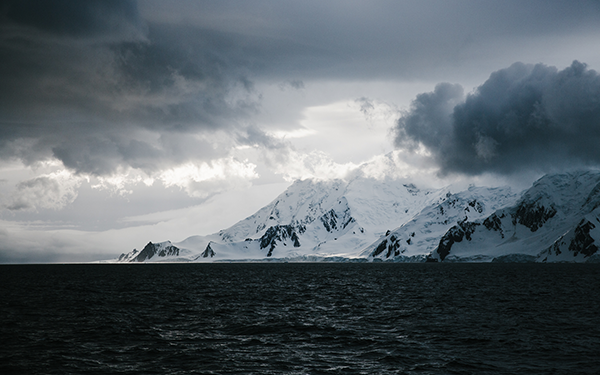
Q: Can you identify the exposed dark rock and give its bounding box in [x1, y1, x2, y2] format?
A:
[403, 183, 419, 195]
[512, 201, 556, 232]
[372, 239, 388, 257]
[371, 233, 404, 258]
[136, 242, 155, 262]
[468, 199, 484, 213]
[483, 213, 504, 238]
[548, 238, 563, 256]
[569, 219, 598, 257]
[385, 235, 401, 258]
[259, 225, 302, 256]
[320, 209, 355, 232]
[583, 181, 600, 211]
[201, 242, 216, 258]
[134, 242, 180, 262]
[118, 249, 138, 262]
[435, 219, 480, 261]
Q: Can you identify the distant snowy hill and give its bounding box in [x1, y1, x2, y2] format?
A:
[116, 171, 600, 263]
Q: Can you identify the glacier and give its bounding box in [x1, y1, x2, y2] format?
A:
[116, 171, 600, 263]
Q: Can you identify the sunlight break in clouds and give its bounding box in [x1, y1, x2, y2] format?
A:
[158, 157, 258, 198]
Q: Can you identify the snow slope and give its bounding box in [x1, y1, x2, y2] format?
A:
[433, 171, 600, 262]
[362, 186, 518, 261]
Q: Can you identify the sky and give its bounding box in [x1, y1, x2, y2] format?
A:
[2, 0, 600, 263]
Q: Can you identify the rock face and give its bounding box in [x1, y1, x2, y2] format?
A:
[433, 171, 600, 262]
[436, 219, 480, 261]
[118, 241, 181, 262]
[259, 225, 302, 256]
[539, 218, 599, 261]
[198, 242, 216, 259]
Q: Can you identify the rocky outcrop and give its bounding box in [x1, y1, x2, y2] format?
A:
[512, 201, 557, 232]
[320, 208, 355, 232]
[436, 219, 480, 261]
[119, 241, 180, 262]
[570, 219, 599, 257]
[540, 218, 599, 260]
[259, 225, 303, 256]
[200, 242, 216, 258]
[483, 213, 504, 237]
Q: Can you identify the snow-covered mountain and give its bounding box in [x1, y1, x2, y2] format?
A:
[116, 171, 600, 263]
[432, 171, 600, 263]
[362, 185, 518, 261]
[118, 241, 191, 262]
[118, 176, 448, 262]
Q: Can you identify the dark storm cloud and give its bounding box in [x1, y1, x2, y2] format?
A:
[139, 0, 600, 81]
[2, 0, 142, 37]
[0, 1, 262, 176]
[394, 61, 600, 175]
[2, 0, 600, 177]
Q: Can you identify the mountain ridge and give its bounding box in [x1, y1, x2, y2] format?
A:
[432, 170, 600, 262]
[116, 170, 600, 263]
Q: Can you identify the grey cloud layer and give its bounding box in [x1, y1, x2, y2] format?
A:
[1, 0, 600, 177]
[0, 1, 261, 175]
[141, 0, 600, 80]
[3, 0, 142, 37]
[394, 61, 600, 175]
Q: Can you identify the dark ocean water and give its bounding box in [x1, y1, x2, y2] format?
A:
[1, 263, 599, 375]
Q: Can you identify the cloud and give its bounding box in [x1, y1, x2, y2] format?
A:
[2, 1, 600, 183]
[0, 1, 264, 178]
[2, 0, 143, 38]
[6, 170, 84, 211]
[158, 157, 258, 198]
[278, 80, 305, 91]
[354, 97, 399, 128]
[393, 61, 600, 175]
[393, 83, 464, 152]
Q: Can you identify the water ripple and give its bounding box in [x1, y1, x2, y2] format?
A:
[1, 263, 599, 374]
